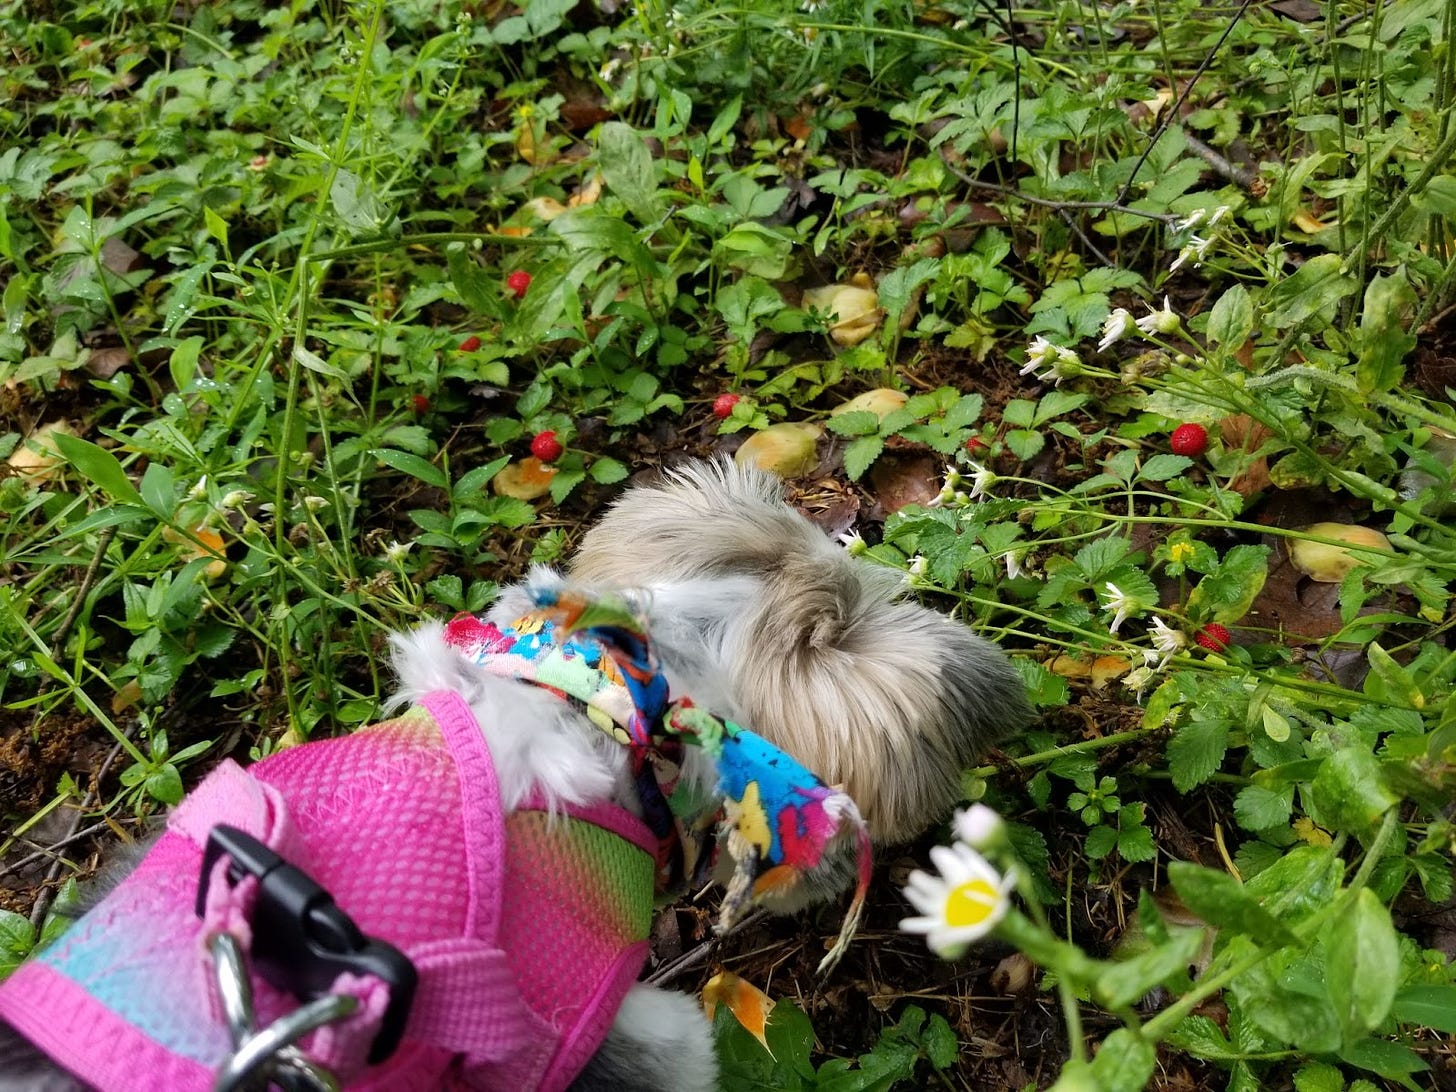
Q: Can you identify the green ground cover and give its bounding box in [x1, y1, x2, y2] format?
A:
[2, 0, 1456, 1088]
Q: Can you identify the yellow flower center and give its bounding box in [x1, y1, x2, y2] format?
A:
[944, 878, 1000, 928]
[1169, 542, 1194, 564]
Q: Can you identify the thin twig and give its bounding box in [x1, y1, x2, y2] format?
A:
[0, 818, 130, 881]
[32, 525, 116, 707]
[1058, 208, 1115, 268]
[26, 725, 136, 928]
[1113, 0, 1258, 207]
[645, 908, 770, 985]
[941, 167, 1177, 223]
[1183, 131, 1257, 190]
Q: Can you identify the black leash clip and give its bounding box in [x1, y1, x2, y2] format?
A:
[197, 824, 418, 1064]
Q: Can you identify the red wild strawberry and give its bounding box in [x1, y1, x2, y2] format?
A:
[530, 430, 564, 463]
[506, 270, 532, 300]
[1195, 623, 1231, 651]
[712, 393, 741, 419]
[1170, 423, 1208, 457]
[410, 394, 429, 414]
[965, 436, 989, 454]
[458, 335, 482, 352]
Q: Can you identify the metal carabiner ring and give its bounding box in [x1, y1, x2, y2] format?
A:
[212, 993, 358, 1092]
[209, 933, 256, 1049]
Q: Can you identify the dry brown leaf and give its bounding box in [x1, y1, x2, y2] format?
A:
[1291, 209, 1328, 234]
[110, 679, 143, 715]
[522, 196, 568, 221]
[568, 175, 603, 209]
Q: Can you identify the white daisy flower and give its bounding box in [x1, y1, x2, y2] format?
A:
[1004, 550, 1026, 580]
[1098, 308, 1135, 352]
[1136, 296, 1180, 336]
[899, 841, 1014, 959]
[1169, 235, 1214, 273]
[1102, 581, 1139, 635]
[837, 530, 867, 556]
[952, 804, 1006, 850]
[1021, 337, 1081, 384]
[1207, 205, 1232, 227]
[1173, 209, 1206, 233]
[967, 461, 996, 500]
[1123, 664, 1156, 696]
[1149, 617, 1186, 668]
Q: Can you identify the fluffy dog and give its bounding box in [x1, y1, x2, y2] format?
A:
[569, 459, 1032, 844]
[0, 459, 1030, 1092]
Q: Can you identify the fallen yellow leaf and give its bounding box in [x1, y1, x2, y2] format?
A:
[111, 679, 143, 714]
[702, 970, 775, 1054]
[163, 524, 227, 579]
[492, 456, 558, 500]
[733, 422, 823, 478]
[7, 421, 77, 482]
[802, 276, 883, 347]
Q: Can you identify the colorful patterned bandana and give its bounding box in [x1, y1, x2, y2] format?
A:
[442, 584, 873, 970]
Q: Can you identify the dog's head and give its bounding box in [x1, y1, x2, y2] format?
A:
[568, 459, 1032, 844]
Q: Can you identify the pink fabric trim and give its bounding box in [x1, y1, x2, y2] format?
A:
[419, 690, 556, 1089]
[537, 939, 651, 1092]
[0, 962, 214, 1091]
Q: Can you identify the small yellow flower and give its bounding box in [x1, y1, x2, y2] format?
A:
[1168, 541, 1195, 565]
[899, 841, 1013, 959]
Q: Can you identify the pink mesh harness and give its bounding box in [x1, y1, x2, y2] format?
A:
[0, 690, 657, 1091]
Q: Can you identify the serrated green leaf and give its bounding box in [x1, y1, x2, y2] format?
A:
[1293, 1061, 1345, 1092]
[1084, 825, 1117, 859]
[1138, 453, 1193, 482]
[1165, 1015, 1231, 1059]
[826, 410, 881, 437]
[1167, 718, 1229, 792]
[1118, 823, 1157, 863]
[1234, 783, 1294, 831]
[1186, 544, 1269, 624]
[842, 436, 883, 481]
[923, 1014, 957, 1069]
[589, 456, 629, 484]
